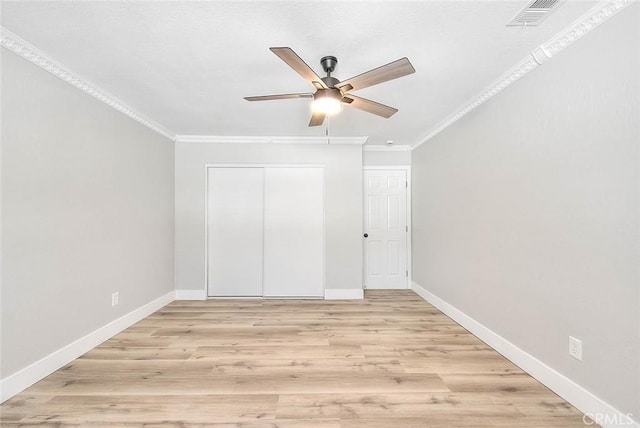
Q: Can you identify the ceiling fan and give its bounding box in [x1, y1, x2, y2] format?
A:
[244, 47, 416, 127]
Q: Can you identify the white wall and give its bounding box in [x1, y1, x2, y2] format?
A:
[1, 53, 175, 378]
[363, 149, 411, 166]
[175, 143, 363, 293]
[412, 6, 639, 418]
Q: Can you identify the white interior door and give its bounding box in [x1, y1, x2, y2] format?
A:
[363, 169, 408, 289]
[263, 167, 324, 297]
[207, 167, 264, 296]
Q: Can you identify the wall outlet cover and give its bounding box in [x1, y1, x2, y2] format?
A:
[569, 336, 582, 361]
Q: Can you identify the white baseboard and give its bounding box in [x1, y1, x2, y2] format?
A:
[176, 289, 363, 300]
[174, 289, 207, 300]
[0, 291, 174, 403]
[324, 288, 364, 300]
[364, 285, 409, 290]
[410, 281, 639, 428]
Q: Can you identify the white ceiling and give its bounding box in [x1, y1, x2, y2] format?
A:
[1, 1, 599, 145]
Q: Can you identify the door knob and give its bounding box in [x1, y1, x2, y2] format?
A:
[363, 233, 368, 238]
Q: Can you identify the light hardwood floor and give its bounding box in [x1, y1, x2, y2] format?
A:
[1, 290, 594, 427]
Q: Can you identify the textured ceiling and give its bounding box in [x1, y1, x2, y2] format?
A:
[1, 1, 599, 145]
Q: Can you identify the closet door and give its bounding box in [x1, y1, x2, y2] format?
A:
[263, 167, 324, 297]
[207, 167, 264, 296]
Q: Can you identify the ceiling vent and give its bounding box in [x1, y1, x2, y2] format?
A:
[507, 0, 563, 27]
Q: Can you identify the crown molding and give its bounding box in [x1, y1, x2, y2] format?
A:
[412, 0, 633, 150]
[176, 136, 269, 144]
[363, 145, 412, 152]
[0, 27, 175, 141]
[175, 135, 368, 145]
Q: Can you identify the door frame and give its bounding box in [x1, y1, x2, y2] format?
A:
[362, 166, 412, 289]
[204, 163, 326, 299]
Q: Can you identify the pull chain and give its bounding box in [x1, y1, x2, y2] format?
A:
[326, 116, 331, 144]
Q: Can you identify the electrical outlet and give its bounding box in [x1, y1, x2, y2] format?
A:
[569, 336, 582, 360]
[112, 292, 119, 307]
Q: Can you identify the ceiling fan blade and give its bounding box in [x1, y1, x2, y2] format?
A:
[343, 95, 398, 118]
[337, 57, 415, 93]
[270, 47, 328, 89]
[244, 93, 313, 101]
[309, 112, 326, 127]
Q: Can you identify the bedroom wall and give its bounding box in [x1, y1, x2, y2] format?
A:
[363, 149, 411, 166]
[412, 6, 639, 418]
[175, 142, 363, 295]
[1, 53, 175, 381]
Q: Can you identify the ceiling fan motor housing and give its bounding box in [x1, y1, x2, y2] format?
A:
[321, 76, 340, 88]
[313, 88, 342, 102]
[320, 55, 338, 74]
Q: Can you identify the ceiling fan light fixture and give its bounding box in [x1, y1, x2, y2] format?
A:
[245, 48, 415, 126]
[312, 89, 342, 115]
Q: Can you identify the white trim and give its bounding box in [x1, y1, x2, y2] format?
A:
[176, 135, 368, 145]
[410, 281, 640, 428]
[204, 164, 211, 299]
[0, 27, 174, 141]
[362, 166, 412, 290]
[206, 296, 263, 300]
[321, 167, 327, 300]
[363, 145, 412, 152]
[542, 0, 632, 59]
[324, 288, 364, 300]
[174, 289, 207, 300]
[204, 163, 324, 169]
[272, 136, 367, 145]
[0, 291, 174, 403]
[184, 136, 270, 144]
[406, 169, 412, 289]
[412, 0, 633, 149]
[362, 166, 411, 171]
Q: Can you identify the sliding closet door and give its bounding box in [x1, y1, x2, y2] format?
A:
[207, 167, 264, 296]
[263, 167, 324, 297]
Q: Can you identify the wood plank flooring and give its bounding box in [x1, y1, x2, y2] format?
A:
[0, 290, 594, 427]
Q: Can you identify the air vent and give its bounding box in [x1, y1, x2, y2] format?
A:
[507, 0, 563, 26]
